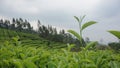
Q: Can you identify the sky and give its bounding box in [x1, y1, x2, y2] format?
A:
[0, 0, 120, 44]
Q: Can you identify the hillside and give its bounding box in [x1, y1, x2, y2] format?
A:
[0, 28, 40, 40]
[0, 36, 120, 68]
[0, 19, 120, 68]
[0, 28, 67, 48]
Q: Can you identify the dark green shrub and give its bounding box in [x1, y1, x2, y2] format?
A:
[108, 42, 120, 51]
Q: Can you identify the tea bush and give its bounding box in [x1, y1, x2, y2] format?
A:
[0, 39, 120, 68]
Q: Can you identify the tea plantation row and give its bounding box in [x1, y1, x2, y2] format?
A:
[0, 39, 120, 68]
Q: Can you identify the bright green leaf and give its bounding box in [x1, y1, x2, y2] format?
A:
[85, 41, 97, 51]
[68, 30, 81, 41]
[23, 60, 37, 68]
[82, 21, 97, 31]
[108, 30, 120, 39]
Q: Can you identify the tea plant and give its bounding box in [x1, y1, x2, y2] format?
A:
[0, 38, 120, 68]
[0, 17, 120, 68]
[68, 16, 97, 47]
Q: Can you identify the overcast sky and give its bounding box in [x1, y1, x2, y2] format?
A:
[0, 0, 120, 44]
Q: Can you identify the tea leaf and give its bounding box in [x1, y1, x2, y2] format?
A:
[82, 21, 97, 31]
[74, 16, 80, 22]
[85, 41, 97, 51]
[68, 30, 81, 41]
[108, 30, 120, 39]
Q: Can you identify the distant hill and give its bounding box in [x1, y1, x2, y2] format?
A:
[0, 28, 40, 40]
[0, 28, 67, 48]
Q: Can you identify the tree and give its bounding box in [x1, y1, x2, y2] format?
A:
[37, 20, 41, 28]
[4, 20, 10, 29]
[53, 28, 57, 35]
[27, 22, 34, 33]
[0, 19, 3, 24]
[11, 18, 16, 29]
[22, 22, 27, 29]
[0, 19, 4, 27]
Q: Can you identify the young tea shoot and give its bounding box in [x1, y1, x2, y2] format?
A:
[68, 16, 97, 48]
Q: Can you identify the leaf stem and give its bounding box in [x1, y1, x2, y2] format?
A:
[79, 18, 83, 47]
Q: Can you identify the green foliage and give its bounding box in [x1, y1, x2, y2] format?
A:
[38, 23, 76, 44]
[0, 38, 120, 68]
[68, 16, 97, 47]
[108, 30, 120, 39]
[0, 18, 77, 44]
[74, 15, 85, 23]
[108, 42, 120, 51]
[0, 17, 120, 68]
[0, 28, 40, 40]
[68, 30, 81, 41]
[81, 21, 97, 31]
[84, 41, 97, 51]
[0, 27, 67, 49]
[108, 30, 120, 51]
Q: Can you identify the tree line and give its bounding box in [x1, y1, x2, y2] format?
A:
[0, 18, 35, 33]
[0, 18, 80, 45]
